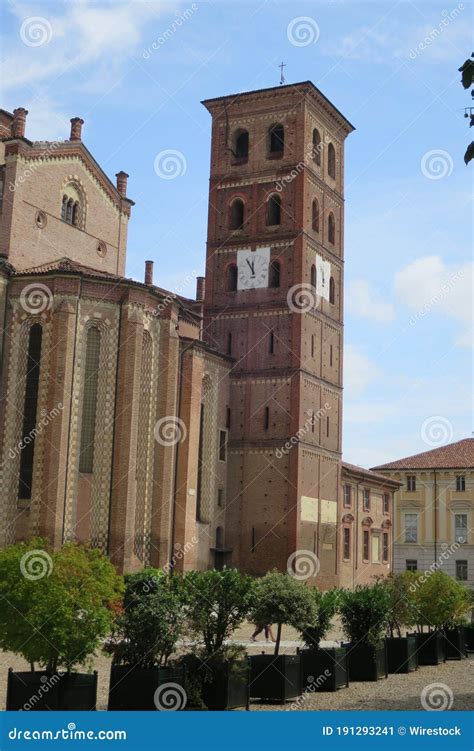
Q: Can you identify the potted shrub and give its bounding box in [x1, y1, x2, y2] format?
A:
[409, 570, 470, 664]
[383, 573, 418, 673]
[182, 568, 253, 710]
[340, 583, 390, 681]
[298, 588, 347, 692]
[107, 568, 187, 710]
[0, 539, 123, 711]
[249, 571, 314, 702]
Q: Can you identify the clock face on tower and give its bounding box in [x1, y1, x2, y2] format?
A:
[237, 247, 270, 290]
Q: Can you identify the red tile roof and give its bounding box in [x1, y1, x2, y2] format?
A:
[371, 438, 474, 471]
[342, 461, 401, 487]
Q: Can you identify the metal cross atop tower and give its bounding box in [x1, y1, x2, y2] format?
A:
[279, 61, 286, 85]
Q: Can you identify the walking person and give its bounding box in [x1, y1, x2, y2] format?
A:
[250, 623, 275, 642]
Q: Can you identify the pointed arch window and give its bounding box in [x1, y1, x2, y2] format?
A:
[233, 129, 249, 161]
[18, 324, 43, 500]
[328, 212, 335, 244]
[268, 123, 284, 155]
[266, 194, 281, 226]
[312, 199, 320, 232]
[61, 182, 84, 227]
[328, 143, 336, 179]
[329, 276, 335, 305]
[229, 198, 244, 230]
[269, 260, 280, 288]
[227, 264, 238, 291]
[79, 327, 101, 473]
[312, 128, 321, 165]
[310, 264, 316, 289]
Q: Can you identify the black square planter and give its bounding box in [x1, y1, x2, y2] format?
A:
[464, 624, 474, 652]
[444, 626, 467, 660]
[298, 647, 348, 691]
[410, 632, 445, 665]
[6, 670, 97, 711]
[385, 636, 418, 673]
[201, 660, 249, 710]
[107, 665, 186, 710]
[249, 654, 301, 702]
[345, 642, 387, 681]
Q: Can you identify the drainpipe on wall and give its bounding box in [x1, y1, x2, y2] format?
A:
[433, 469, 438, 567]
[61, 275, 82, 543]
[354, 479, 361, 589]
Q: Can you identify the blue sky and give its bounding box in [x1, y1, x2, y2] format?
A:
[1, 0, 472, 467]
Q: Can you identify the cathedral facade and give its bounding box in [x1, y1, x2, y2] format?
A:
[0, 84, 396, 584]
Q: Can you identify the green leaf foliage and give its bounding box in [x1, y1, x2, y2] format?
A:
[250, 571, 315, 654]
[0, 539, 123, 673]
[113, 568, 185, 668]
[412, 569, 471, 630]
[339, 583, 391, 647]
[383, 572, 420, 636]
[300, 588, 341, 649]
[184, 568, 254, 656]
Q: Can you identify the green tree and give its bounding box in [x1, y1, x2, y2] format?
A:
[339, 583, 391, 647]
[112, 568, 185, 668]
[184, 568, 254, 655]
[413, 569, 471, 631]
[250, 571, 315, 655]
[383, 572, 420, 637]
[300, 588, 341, 649]
[0, 539, 123, 673]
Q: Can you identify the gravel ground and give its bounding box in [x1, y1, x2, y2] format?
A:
[1, 619, 472, 712]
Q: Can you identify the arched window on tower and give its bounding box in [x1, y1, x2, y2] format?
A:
[312, 128, 321, 165]
[61, 182, 84, 227]
[79, 327, 101, 473]
[268, 123, 284, 155]
[229, 198, 244, 230]
[61, 195, 68, 221]
[18, 324, 42, 500]
[266, 194, 281, 226]
[311, 264, 317, 290]
[328, 143, 336, 179]
[329, 276, 335, 305]
[233, 129, 249, 160]
[227, 264, 238, 291]
[328, 212, 335, 244]
[312, 199, 320, 232]
[269, 260, 280, 288]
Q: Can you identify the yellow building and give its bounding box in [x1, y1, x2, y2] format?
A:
[372, 438, 474, 589]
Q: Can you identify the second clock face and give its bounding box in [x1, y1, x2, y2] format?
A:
[237, 247, 270, 290]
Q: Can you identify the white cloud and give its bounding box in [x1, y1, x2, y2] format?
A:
[346, 279, 395, 323]
[344, 344, 382, 396]
[321, 8, 470, 65]
[2, 0, 165, 93]
[394, 255, 473, 348]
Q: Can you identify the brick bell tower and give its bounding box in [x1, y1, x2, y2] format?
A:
[202, 82, 354, 585]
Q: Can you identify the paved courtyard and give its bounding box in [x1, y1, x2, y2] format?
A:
[1, 618, 472, 712]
